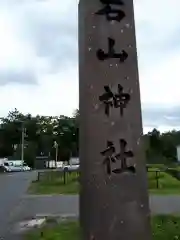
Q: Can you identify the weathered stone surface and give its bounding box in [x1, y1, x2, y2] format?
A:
[79, 0, 152, 239]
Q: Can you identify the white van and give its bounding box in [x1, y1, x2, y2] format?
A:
[3, 160, 31, 172]
[3, 161, 23, 172]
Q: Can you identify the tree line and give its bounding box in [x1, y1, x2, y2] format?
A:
[0, 108, 79, 167]
[0, 109, 179, 167]
[145, 128, 180, 164]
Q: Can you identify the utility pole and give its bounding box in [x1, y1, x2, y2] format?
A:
[54, 141, 58, 168]
[21, 124, 25, 161]
[55, 145, 58, 168]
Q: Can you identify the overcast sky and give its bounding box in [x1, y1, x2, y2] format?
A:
[0, 0, 179, 133]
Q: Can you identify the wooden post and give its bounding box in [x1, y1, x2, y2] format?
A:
[155, 170, 160, 189]
[63, 169, 67, 185]
[79, 0, 152, 239]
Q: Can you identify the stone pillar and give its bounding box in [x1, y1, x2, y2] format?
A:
[79, 0, 152, 239]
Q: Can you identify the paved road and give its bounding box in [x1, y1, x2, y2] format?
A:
[0, 171, 37, 238]
[13, 195, 79, 221]
[9, 194, 180, 223]
[150, 195, 180, 215]
[1, 175, 180, 238]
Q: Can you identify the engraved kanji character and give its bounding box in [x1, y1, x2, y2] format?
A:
[99, 84, 130, 116]
[100, 141, 116, 175]
[97, 38, 128, 62]
[113, 139, 135, 174]
[96, 0, 125, 22]
[101, 139, 135, 175]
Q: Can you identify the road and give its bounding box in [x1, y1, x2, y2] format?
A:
[13, 194, 79, 220]
[0, 171, 36, 238]
[150, 195, 180, 215]
[1, 172, 180, 238]
[10, 194, 180, 221]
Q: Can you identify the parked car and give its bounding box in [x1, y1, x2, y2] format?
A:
[22, 163, 31, 171]
[63, 164, 79, 172]
[3, 161, 31, 172]
[3, 161, 23, 172]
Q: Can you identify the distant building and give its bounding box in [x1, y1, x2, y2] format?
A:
[35, 156, 50, 169]
[69, 157, 79, 165]
[46, 161, 64, 168]
[177, 145, 180, 162]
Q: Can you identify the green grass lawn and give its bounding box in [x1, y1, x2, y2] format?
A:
[148, 169, 180, 194]
[152, 215, 180, 240]
[25, 221, 80, 240]
[28, 171, 79, 195]
[25, 216, 180, 240]
[28, 167, 180, 195]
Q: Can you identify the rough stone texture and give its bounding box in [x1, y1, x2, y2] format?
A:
[79, 0, 152, 239]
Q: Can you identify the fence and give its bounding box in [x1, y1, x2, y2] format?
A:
[37, 168, 80, 185]
[148, 169, 161, 189]
[37, 168, 164, 188]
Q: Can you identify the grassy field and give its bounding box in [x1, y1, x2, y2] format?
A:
[25, 216, 180, 240]
[28, 165, 180, 195]
[28, 171, 79, 195]
[148, 170, 180, 194]
[152, 215, 180, 240]
[25, 221, 80, 240]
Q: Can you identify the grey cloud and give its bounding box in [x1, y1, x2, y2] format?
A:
[20, 2, 78, 73]
[142, 105, 180, 128]
[0, 69, 37, 86]
[0, 1, 78, 85]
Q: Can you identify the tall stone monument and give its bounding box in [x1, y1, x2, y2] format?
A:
[79, 0, 152, 239]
